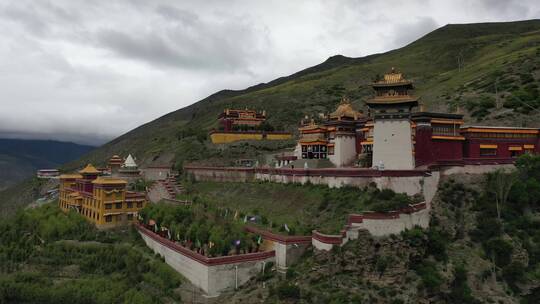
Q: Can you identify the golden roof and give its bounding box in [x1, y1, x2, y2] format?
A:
[299, 119, 327, 132]
[383, 69, 403, 83]
[374, 67, 412, 85]
[59, 174, 83, 179]
[329, 97, 362, 120]
[92, 177, 127, 185]
[79, 164, 100, 175]
[109, 155, 122, 162]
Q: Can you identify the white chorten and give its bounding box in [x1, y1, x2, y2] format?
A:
[123, 154, 137, 168]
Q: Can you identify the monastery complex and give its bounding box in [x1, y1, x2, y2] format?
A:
[294, 68, 539, 170]
[52, 68, 540, 297]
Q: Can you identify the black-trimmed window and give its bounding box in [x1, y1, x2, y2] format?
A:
[480, 148, 497, 156]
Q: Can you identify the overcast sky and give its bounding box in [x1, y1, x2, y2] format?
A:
[1, 0, 539, 145]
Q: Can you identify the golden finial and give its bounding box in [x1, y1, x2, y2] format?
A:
[391, 67, 396, 73]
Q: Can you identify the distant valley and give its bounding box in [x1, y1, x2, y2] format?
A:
[0, 138, 94, 190]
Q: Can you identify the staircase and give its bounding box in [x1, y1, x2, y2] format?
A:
[147, 174, 184, 203]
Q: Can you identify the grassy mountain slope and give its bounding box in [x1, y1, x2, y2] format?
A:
[0, 139, 94, 190]
[69, 19, 540, 170]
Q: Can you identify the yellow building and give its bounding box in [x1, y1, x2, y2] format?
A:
[58, 164, 147, 229]
[209, 130, 293, 144]
[210, 108, 293, 144]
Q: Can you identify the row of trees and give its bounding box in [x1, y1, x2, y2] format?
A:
[139, 203, 262, 257]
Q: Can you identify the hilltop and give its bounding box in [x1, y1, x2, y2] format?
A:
[65, 19, 540, 170]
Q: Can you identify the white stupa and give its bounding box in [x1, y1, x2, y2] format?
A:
[123, 154, 138, 169]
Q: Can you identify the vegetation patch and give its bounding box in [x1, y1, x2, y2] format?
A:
[178, 180, 420, 234]
[0, 204, 183, 303]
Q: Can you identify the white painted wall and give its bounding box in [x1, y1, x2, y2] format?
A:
[312, 238, 335, 251]
[372, 119, 415, 170]
[350, 208, 430, 237]
[267, 241, 311, 271]
[329, 135, 357, 167]
[139, 232, 210, 292]
[294, 143, 302, 160]
[312, 207, 430, 251]
[139, 231, 274, 297]
[441, 164, 515, 176]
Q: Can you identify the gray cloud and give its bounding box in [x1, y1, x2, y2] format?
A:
[391, 17, 439, 48]
[0, 0, 539, 145]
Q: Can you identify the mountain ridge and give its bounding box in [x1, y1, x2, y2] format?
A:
[0, 138, 94, 190]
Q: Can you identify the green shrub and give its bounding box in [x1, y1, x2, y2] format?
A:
[413, 260, 443, 292]
[502, 261, 526, 292]
[276, 282, 301, 300]
[483, 238, 513, 267]
[448, 265, 478, 304]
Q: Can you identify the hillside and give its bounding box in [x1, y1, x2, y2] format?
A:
[0, 204, 184, 303]
[0, 139, 94, 190]
[65, 19, 540, 171]
[3, 155, 536, 303]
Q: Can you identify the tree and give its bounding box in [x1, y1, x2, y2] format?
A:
[448, 265, 477, 303]
[486, 169, 517, 221]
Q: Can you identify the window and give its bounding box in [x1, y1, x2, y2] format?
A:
[127, 214, 133, 221]
[480, 148, 497, 156]
[115, 203, 122, 209]
[105, 215, 112, 222]
[137, 202, 143, 208]
[127, 202, 133, 208]
[105, 204, 112, 210]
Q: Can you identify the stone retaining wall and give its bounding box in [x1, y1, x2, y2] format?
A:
[136, 224, 275, 297]
[311, 202, 429, 251]
[184, 166, 439, 201]
[244, 225, 311, 271]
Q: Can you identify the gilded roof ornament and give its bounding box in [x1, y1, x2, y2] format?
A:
[78, 164, 100, 174]
[330, 96, 362, 120]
